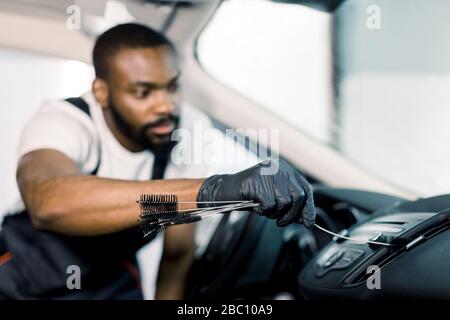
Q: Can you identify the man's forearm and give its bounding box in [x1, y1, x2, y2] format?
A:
[155, 246, 194, 300]
[26, 175, 204, 236]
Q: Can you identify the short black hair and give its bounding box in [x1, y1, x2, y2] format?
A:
[93, 23, 175, 80]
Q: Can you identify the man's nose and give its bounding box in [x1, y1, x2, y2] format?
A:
[151, 89, 174, 115]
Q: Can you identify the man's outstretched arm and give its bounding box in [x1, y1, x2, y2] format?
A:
[17, 148, 204, 236]
[18, 149, 316, 237]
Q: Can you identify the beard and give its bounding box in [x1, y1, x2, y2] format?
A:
[108, 97, 180, 157]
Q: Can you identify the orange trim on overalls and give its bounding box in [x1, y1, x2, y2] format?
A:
[0, 252, 12, 266]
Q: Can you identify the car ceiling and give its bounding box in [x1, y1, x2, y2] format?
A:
[0, 0, 344, 27]
[0, 0, 220, 62]
[0, 0, 186, 34]
[0, 0, 344, 45]
[271, 0, 344, 12]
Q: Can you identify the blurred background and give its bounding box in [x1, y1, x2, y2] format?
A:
[1, 0, 450, 297]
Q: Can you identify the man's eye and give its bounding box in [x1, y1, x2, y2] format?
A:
[135, 90, 150, 98]
[167, 81, 179, 93]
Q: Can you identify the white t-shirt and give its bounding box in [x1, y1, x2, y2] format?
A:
[12, 91, 258, 299]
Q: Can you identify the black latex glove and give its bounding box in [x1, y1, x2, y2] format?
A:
[196, 159, 316, 228]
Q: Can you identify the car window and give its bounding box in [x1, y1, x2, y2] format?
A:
[197, 0, 334, 144]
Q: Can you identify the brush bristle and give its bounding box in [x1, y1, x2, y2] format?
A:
[139, 194, 180, 237]
[139, 194, 178, 220]
[138, 194, 208, 237]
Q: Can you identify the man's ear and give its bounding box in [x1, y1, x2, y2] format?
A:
[92, 78, 109, 110]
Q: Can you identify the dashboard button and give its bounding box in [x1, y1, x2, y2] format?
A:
[323, 250, 344, 268]
[315, 248, 364, 278]
[331, 249, 364, 271]
[333, 257, 353, 269]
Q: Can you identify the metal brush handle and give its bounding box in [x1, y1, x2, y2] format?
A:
[313, 223, 394, 247]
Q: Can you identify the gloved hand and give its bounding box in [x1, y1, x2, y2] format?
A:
[196, 159, 316, 228]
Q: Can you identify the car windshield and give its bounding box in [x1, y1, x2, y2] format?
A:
[197, 0, 450, 198]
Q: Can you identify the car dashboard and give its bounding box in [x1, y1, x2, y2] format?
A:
[187, 187, 450, 300]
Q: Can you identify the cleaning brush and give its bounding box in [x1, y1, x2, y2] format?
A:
[137, 194, 258, 238]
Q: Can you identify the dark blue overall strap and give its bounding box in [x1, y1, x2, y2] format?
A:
[64, 97, 100, 175]
[65, 97, 91, 117]
[152, 154, 169, 179]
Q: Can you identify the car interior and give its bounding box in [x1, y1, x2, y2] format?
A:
[1, 0, 450, 300]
